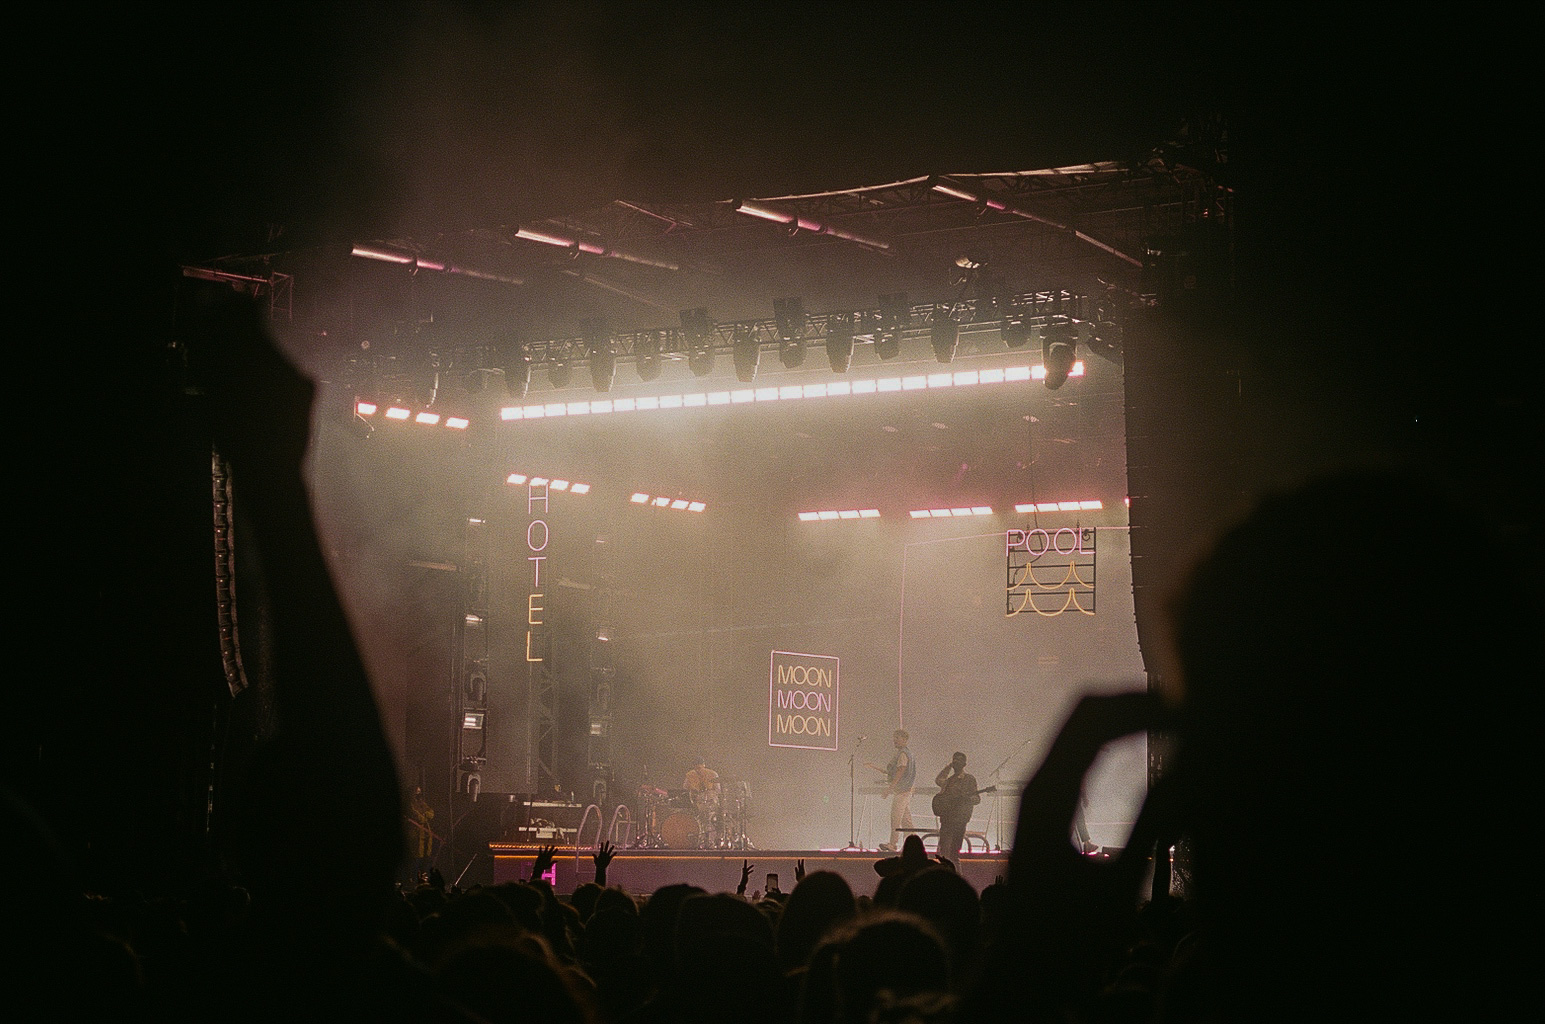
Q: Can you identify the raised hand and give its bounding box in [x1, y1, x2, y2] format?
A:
[530, 844, 558, 881]
[795, 858, 806, 882]
[737, 859, 754, 895]
[987, 691, 1173, 1016]
[593, 840, 616, 886]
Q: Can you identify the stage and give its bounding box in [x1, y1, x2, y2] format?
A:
[489, 844, 1011, 897]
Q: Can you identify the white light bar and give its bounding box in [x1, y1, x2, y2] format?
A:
[631, 491, 708, 513]
[496, 360, 1080, 422]
[364, 358, 1091, 430]
[1030, 361, 1086, 381]
[1013, 499, 1104, 514]
[907, 506, 995, 518]
[798, 508, 882, 522]
[357, 401, 475, 431]
[505, 473, 591, 494]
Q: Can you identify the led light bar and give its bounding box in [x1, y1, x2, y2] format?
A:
[359, 359, 1090, 431]
[356, 401, 474, 431]
[505, 472, 592, 494]
[497, 361, 1081, 421]
[1031, 361, 1085, 381]
[1013, 499, 1104, 513]
[630, 491, 708, 513]
[907, 506, 995, 518]
[797, 509, 882, 522]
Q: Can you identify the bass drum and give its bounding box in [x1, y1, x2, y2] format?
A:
[660, 810, 700, 849]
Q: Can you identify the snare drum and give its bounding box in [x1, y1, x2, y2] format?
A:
[660, 810, 700, 849]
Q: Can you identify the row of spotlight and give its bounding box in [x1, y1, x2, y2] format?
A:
[354, 360, 1085, 433]
[500, 472, 1104, 522]
[520, 296, 1089, 395]
[799, 500, 1107, 522]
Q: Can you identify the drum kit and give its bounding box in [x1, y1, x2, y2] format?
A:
[632, 779, 754, 850]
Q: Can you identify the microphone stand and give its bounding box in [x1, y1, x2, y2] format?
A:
[844, 735, 867, 850]
[986, 734, 1035, 852]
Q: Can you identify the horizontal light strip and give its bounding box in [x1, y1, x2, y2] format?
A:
[356, 400, 474, 431]
[359, 360, 1088, 431]
[1030, 362, 1086, 381]
[630, 491, 708, 513]
[797, 509, 882, 522]
[505, 473, 592, 494]
[908, 506, 995, 518]
[1013, 499, 1104, 513]
[497, 361, 1083, 422]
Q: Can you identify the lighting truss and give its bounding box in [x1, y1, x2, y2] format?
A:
[426, 288, 1102, 385]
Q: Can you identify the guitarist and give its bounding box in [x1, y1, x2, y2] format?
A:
[867, 729, 917, 852]
[932, 751, 981, 863]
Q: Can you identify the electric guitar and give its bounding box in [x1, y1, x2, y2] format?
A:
[931, 783, 996, 819]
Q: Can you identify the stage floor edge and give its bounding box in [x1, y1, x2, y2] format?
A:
[489, 845, 1010, 896]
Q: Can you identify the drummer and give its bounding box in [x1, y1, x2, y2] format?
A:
[683, 755, 720, 809]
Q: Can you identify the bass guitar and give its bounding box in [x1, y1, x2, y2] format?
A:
[932, 784, 996, 819]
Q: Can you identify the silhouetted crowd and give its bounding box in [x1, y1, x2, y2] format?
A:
[9, 293, 1531, 1022]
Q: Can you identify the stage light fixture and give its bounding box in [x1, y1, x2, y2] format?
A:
[825, 313, 855, 372]
[549, 345, 572, 389]
[635, 330, 663, 381]
[776, 297, 808, 368]
[873, 324, 902, 361]
[732, 326, 760, 383]
[780, 337, 806, 368]
[681, 307, 716, 378]
[504, 344, 533, 398]
[1000, 311, 1031, 349]
[875, 292, 909, 361]
[1042, 319, 1078, 390]
[466, 664, 488, 703]
[688, 346, 715, 377]
[774, 297, 807, 369]
[581, 318, 616, 392]
[680, 307, 714, 343]
[929, 309, 959, 363]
